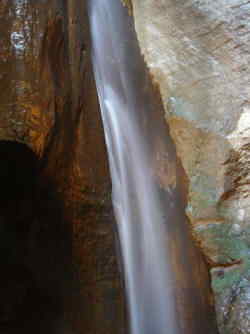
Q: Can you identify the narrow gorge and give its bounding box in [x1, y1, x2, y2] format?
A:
[0, 1, 249, 334]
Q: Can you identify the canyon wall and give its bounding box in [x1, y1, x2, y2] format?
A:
[129, 0, 250, 333]
[0, 1, 125, 333]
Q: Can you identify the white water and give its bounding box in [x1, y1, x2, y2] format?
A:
[88, 1, 178, 333]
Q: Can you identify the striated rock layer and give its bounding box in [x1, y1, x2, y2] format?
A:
[129, 0, 250, 333]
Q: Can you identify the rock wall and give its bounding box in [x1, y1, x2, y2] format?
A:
[129, 0, 250, 333]
[0, 1, 126, 333]
[1, 0, 242, 332]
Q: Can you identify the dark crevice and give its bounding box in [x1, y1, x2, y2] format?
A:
[211, 259, 243, 271]
[0, 140, 72, 334]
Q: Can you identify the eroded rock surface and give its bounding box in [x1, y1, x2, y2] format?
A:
[129, 0, 250, 332]
[0, 1, 125, 333]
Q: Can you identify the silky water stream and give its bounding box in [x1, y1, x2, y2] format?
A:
[88, 1, 217, 333]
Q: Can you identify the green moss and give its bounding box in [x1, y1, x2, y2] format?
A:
[196, 223, 248, 264]
[212, 265, 244, 293]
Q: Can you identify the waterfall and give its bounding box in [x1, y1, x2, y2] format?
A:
[88, 1, 178, 333]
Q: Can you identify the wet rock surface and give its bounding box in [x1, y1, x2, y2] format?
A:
[129, 0, 250, 332]
[0, 1, 125, 333]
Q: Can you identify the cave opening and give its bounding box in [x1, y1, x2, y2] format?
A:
[0, 140, 38, 236]
[0, 140, 71, 334]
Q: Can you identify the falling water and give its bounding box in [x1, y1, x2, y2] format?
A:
[88, 1, 178, 333]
